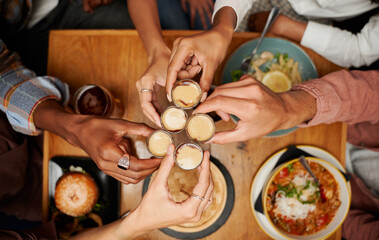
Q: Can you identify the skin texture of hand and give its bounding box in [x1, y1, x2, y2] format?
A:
[136, 50, 171, 127]
[181, 0, 214, 29]
[70, 144, 213, 240]
[194, 76, 317, 144]
[83, 0, 113, 13]
[33, 100, 162, 184]
[166, 6, 236, 102]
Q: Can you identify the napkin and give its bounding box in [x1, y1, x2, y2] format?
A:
[254, 145, 351, 214]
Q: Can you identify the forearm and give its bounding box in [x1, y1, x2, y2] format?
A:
[270, 15, 306, 43]
[127, 0, 169, 63]
[211, 6, 236, 38]
[212, 0, 254, 30]
[279, 89, 317, 129]
[292, 70, 379, 126]
[33, 99, 85, 144]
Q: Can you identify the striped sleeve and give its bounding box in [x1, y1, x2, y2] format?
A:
[0, 67, 69, 135]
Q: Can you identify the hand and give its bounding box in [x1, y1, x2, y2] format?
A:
[136, 50, 171, 127]
[33, 100, 162, 184]
[194, 76, 317, 144]
[166, 6, 235, 102]
[116, 144, 213, 238]
[68, 116, 162, 184]
[181, 0, 214, 30]
[83, 0, 113, 13]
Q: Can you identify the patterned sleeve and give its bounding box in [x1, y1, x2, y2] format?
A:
[0, 40, 70, 135]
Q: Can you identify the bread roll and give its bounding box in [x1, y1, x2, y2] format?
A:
[54, 172, 99, 217]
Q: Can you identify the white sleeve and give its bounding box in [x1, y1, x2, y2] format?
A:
[300, 15, 379, 68]
[212, 0, 256, 31]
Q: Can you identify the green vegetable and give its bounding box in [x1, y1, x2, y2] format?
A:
[287, 163, 294, 173]
[231, 70, 242, 82]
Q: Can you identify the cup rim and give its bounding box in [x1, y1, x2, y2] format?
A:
[73, 84, 113, 116]
[146, 130, 174, 158]
[185, 113, 215, 143]
[174, 142, 203, 170]
[171, 79, 202, 109]
[160, 106, 188, 133]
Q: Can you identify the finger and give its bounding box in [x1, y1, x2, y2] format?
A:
[151, 144, 175, 186]
[197, 167, 214, 216]
[104, 170, 135, 184]
[83, 0, 92, 12]
[103, 157, 161, 181]
[119, 138, 132, 153]
[198, 8, 208, 30]
[205, 1, 213, 25]
[188, 151, 210, 204]
[118, 121, 154, 137]
[206, 86, 251, 101]
[167, 46, 194, 100]
[177, 65, 202, 80]
[210, 124, 251, 144]
[214, 77, 256, 91]
[190, 7, 196, 29]
[215, 110, 230, 121]
[181, 0, 187, 13]
[141, 101, 161, 126]
[199, 62, 217, 95]
[194, 96, 248, 117]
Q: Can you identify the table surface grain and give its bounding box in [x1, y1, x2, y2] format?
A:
[44, 30, 346, 240]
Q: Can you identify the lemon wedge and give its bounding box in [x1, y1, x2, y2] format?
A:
[261, 70, 292, 93]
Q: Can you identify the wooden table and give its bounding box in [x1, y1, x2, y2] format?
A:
[44, 30, 346, 240]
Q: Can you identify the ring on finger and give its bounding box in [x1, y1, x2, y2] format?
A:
[191, 193, 205, 201]
[117, 154, 130, 170]
[140, 89, 153, 92]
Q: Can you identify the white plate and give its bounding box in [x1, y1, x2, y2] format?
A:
[250, 145, 351, 240]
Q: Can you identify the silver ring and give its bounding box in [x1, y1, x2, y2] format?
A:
[191, 193, 205, 201]
[117, 154, 130, 170]
[140, 89, 153, 92]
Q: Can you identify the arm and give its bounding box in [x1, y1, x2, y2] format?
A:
[293, 70, 379, 126]
[70, 145, 213, 240]
[270, 14, 379, 68]
[166, 6, 236, 101]
[194, 70, 379, 144]
[212, 0, 255, 30]
[128, 0, 171, 126]
[0, 40, 161, 184]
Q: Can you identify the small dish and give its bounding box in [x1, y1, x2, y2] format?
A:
[262, 157, 350, 239]
[250, 145, 351, 240]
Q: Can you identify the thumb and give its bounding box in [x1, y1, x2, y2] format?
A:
[151, 144, 175, 186]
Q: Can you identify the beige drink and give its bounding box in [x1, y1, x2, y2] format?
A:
[175, 142, 203, 170]
[186, 114, 215, 142]
[147, 130, 173, 157]
[161, 106, 188, 132]
[172, 79, 201, 109]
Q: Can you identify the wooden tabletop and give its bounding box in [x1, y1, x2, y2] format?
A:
[45, 30, 346, 240]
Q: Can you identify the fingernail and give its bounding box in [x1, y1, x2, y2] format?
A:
[197, 67, 202, 74]
[167, 93, 172, 102]
[200, 92, 207, 102]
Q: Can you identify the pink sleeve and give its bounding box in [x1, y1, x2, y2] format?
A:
[292, 70, 379, 127]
